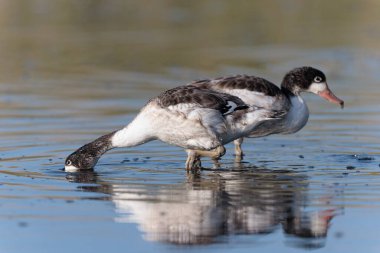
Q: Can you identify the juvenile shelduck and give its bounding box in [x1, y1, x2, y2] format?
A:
[190, 66, 344, 158]
[65, 85, 281, 172]
[65, 67, 344, 172]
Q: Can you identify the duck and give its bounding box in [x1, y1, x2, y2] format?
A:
[65, 67, 344, 172]
[65, 85, 281, 172]
[189, 66, 344, 158]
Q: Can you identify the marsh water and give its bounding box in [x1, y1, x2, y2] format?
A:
[1, 1, 380, 252]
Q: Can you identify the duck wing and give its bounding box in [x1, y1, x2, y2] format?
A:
[155, 85, 248, 116]
[191, 75, 281, 96]
[190, 75, 291, 115]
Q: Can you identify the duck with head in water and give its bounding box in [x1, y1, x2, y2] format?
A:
[65, 66, 344, 172]
[65, 85, 275, 172]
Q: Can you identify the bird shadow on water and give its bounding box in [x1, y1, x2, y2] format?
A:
[64, 161, 344, 249]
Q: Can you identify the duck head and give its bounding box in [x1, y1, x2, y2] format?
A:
[281, 67, 344, 108]
[65, 132, 115, 172]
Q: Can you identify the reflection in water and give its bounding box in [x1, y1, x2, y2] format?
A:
[67, 168, 341, 248]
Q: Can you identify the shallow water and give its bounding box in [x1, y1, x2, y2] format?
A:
[1, 1, 380, 252]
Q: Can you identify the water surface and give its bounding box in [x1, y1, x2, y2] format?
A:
[1, 1, 380, 253]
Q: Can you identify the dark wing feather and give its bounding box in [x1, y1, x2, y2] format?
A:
[190, 75, 282, 97]
[155, 85, 248, 115]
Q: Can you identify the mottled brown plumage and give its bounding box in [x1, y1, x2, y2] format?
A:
[155, 85, 248, 115]
[191, 75, 283, 97]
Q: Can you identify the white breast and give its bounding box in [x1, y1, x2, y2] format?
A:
[282, 96, 309, 134]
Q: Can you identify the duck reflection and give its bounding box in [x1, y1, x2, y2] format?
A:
[66, 167, 341, 248]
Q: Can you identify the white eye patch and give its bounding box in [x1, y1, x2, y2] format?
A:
[65, 165, 80, 172]
[308, 82, 327, 94]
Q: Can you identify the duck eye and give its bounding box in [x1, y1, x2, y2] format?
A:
[66, 160, 72, 166]
[314, 76, 322, 83]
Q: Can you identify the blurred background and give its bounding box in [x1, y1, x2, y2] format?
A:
[1, 1, 380, 253]
[1, 0, 380, 79]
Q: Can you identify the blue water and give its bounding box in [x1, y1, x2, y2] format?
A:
[1, 1, 380, 252]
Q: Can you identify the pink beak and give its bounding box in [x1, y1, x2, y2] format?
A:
[318, 86, 344, 109]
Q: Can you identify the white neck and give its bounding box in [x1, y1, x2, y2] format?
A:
[112, 114, 155, 148]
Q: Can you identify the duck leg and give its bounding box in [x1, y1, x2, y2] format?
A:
[185, 146, 226, 170]
[185, 150, 201, 170]
[194, 146, 226, 160]
[234, 137, 244, 159]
